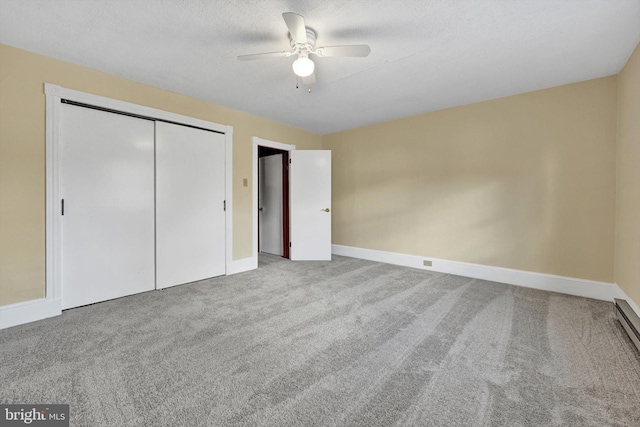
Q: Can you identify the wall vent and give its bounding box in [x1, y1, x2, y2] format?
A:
[614, 299, 640, 353]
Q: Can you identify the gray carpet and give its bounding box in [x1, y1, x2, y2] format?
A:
[1, 254, 639, 426]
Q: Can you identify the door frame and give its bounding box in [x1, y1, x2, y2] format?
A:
[252, 137, 295, 262]
[45, 83, 234, 311]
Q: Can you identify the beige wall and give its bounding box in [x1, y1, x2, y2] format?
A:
[615, 43, 640, 307]
[1, 41, 634, 308]
[323, 77, 618, 283]
[0, 44, 322, 306]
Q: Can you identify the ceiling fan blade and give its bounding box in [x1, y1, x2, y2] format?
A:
[283, 12, 307, 44]
[302, 72, 316, 85]
[238, 51, 292, 61]
[314, 45, 371, 58]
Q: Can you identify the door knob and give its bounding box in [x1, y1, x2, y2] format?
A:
[258, 207, 264, 211]
[322, 208, 330, 212]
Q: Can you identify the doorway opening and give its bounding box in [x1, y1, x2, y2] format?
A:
[258, 146, 290, 259]
[252, 137, 332, 263]
[252, 137, 295, 264]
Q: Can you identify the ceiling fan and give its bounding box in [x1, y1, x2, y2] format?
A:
[238, 12, 371, 90]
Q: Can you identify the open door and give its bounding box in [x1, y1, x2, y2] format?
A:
[289, 150, 331, 260]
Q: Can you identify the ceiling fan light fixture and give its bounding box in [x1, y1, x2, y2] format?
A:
[292, 55, 315, 77]
[238, 12, 371, 87]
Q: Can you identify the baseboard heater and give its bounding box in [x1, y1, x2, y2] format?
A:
[614, 299, 640, 353]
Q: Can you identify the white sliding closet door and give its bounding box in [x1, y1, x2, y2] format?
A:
[61, 104, 155, 309]
[155, 122, 226, 289]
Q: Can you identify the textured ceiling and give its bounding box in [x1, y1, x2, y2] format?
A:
[1, 0, 639, 134]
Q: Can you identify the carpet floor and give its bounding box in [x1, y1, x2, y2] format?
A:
[1, 254, 639, 426]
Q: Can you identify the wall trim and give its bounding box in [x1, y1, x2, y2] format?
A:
[332, 244, 614, 301]
[613, 283, 640, 318]
[225, 126, 234, 274]
[228, 257, 258, 275]
[44, 84, 228, 133]
[0, 298, 62, 330]
[252, 137, 295, 266]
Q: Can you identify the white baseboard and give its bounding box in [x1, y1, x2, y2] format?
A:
[1, 257, 258, 330]
[227, 256, 258, 275]
[1, 249, 620, 330]
[0, 298, 62, 330]
[332, 245, 614, 301]
[613, 283, 640, 318]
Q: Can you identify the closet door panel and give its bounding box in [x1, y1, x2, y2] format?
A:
[61, 104, 155, 309]
[155, 122, 226, 289]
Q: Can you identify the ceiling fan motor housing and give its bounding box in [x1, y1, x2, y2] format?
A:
[290, 28, 317, 55]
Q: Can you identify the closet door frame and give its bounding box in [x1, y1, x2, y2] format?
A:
[44, 83, 233, 313]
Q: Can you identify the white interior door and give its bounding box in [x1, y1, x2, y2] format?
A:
[61, 104, 155, 309]
[259, 154, 283, 256]
[155, 122, 226, 289]
[289, 150, 331, 260]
